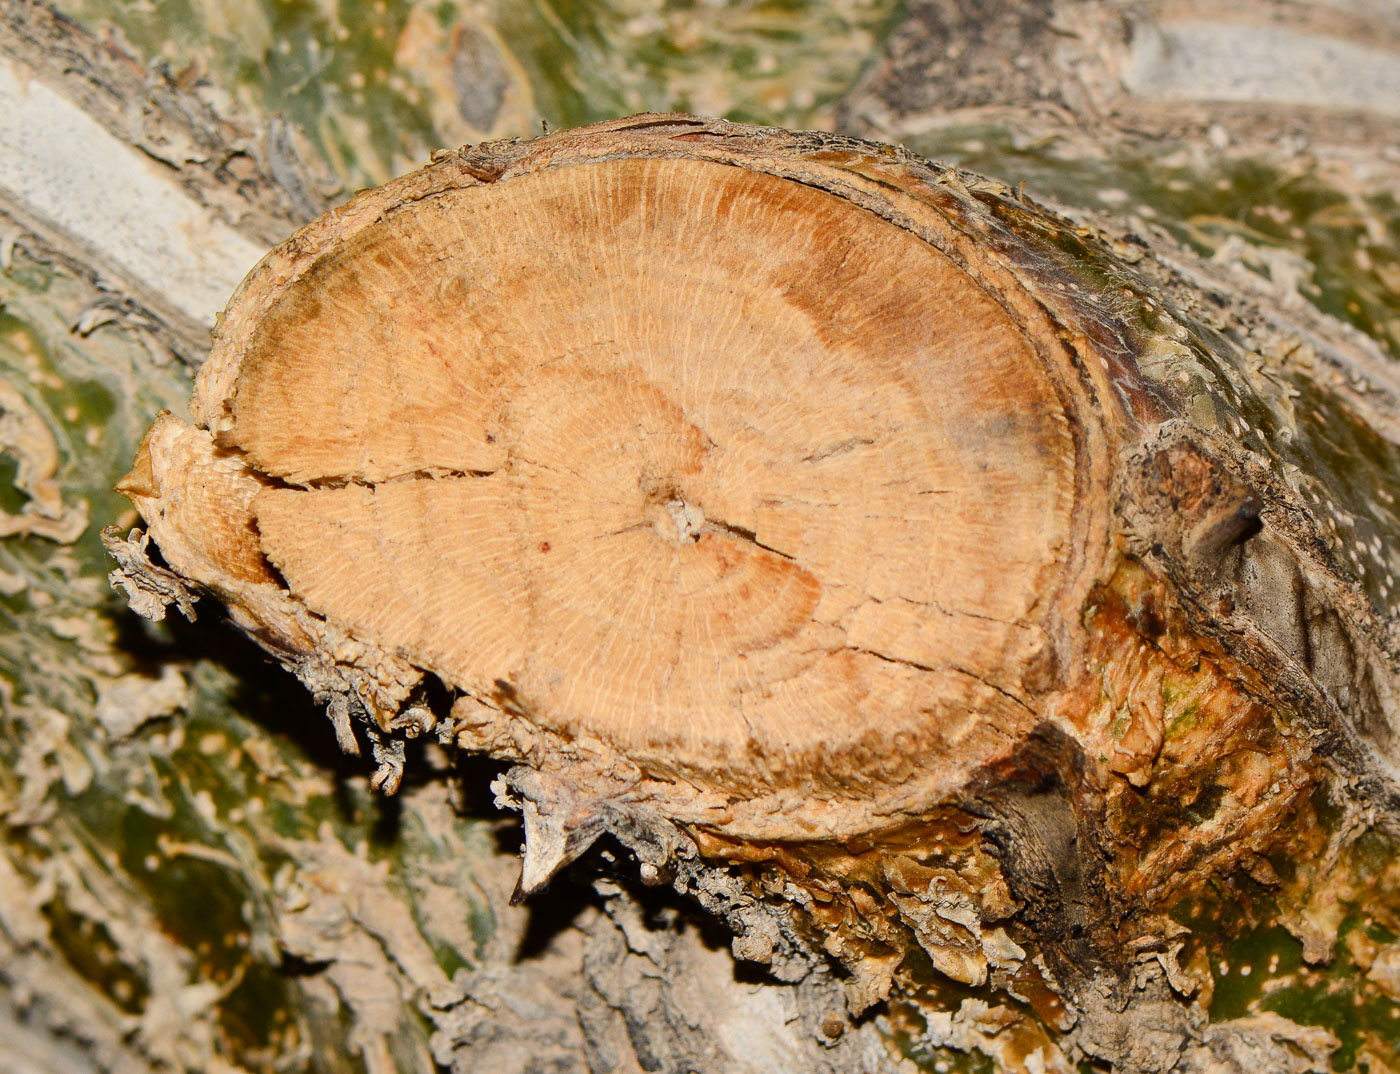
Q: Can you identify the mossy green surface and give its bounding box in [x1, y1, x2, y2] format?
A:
[911, 128, 1400, 363]
[52, 0, 901, 191]
[0, 236, 489, 1069]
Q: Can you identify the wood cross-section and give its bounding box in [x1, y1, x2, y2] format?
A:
[120, 120, 1107, 838]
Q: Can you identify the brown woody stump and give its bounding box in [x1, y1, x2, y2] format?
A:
[108, 115, 1400, 1069]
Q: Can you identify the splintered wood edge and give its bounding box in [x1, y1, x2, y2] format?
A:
[136, 114, 1134, 840]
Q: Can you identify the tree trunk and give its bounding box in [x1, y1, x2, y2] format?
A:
[5, 4, 1400, 1074]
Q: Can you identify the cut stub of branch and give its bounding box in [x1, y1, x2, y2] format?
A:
[107, 114, 1400, 1068]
